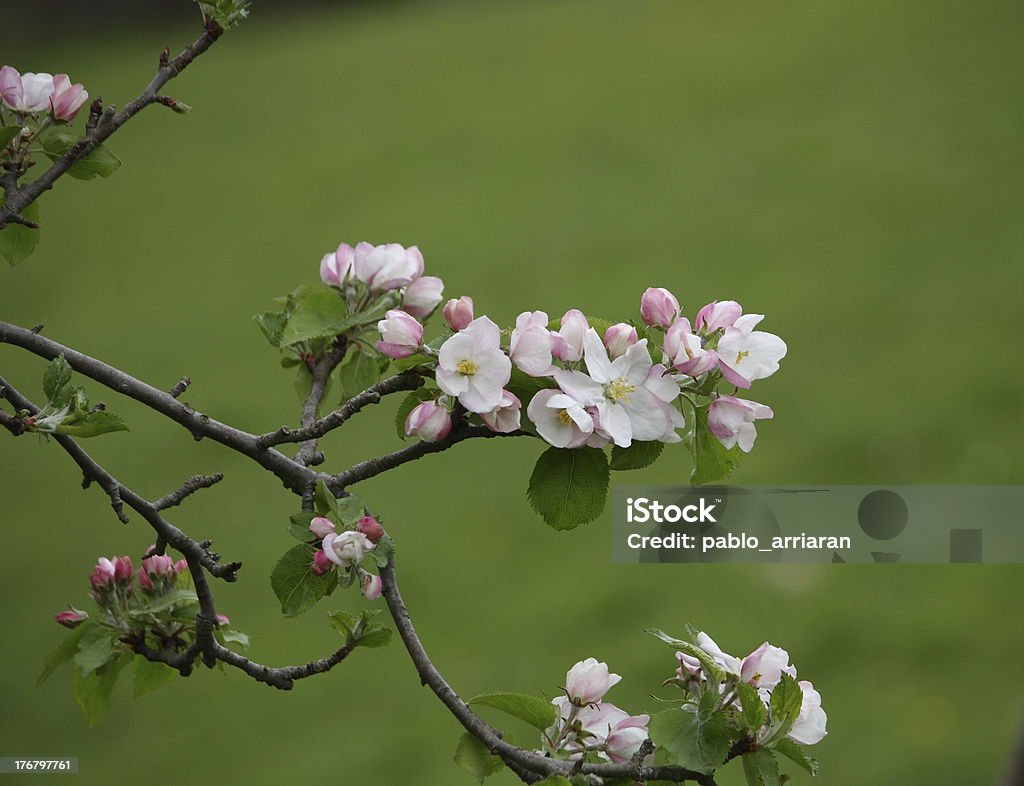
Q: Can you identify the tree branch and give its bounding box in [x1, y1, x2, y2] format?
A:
[153, 472, 224, 510]
[0, 17, 226, 229]
[294, 340, 348, 468]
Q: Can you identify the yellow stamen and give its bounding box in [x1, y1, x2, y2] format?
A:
[734, 350, 750, 365]
[605, 378, 636, 403]
[456, 359, 478, 376]
[557, 409, 574, 426]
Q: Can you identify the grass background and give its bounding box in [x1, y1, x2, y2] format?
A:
[2, 0, 1023, 783]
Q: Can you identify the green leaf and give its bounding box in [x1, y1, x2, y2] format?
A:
[644, 627, 726, 684]
[132, 657, 177, 698]
[368, 533, 395, 568]
[37, 622, 93, 686]
[648, 699, 731, 773]
[337, 346, 387, 404]
[254, 310, 288, 347]
[357, 626, 393, 648]
[737, 682, 767, 733]
[773, 739, 819, 776]
[0, 125, 22, 147]
[279, 285, 350, 346]
[469, 692, 558, 731]
[196, 0, 250, 28]
[219, 628, 250, 650]
[288, 512, 317, 541]
[314, 480, 338, 518]
[742, 750, 780, 786]
[43, 355, 72, 402]
[41, 131, 121, 179]
[130, 589, 199, 616]
[395, 388, 434, 439]
[326, 609, 392, 648]
[610, 440, 664, 471]
[527, 446, 609, 530]
[335, 494, 366, 526]
[73, 651, 130, 727]
[54, 410, 128, 438]
[0, 199, 40, 267]
[271, 544, 336, 616]
[73, 626, 120, 675]
[454, 732, 504, 783]
[765, 674, 803, 744]
[691, 403, 744, 486]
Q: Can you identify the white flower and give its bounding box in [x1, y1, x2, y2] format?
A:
[565, 657, 621, 705]
[708, 395, 773, 453]
[322, 530, 375, 567]
[436, 316, 511, 413]
[717, 314, 787, 389]
[526, 389, 594, 448]
[696, 631, 742, 677]
[788, 680, 827, 745]
[740, 643, 794, 690]
[509, 310, 555, 376]
[552, 329, 677, 448]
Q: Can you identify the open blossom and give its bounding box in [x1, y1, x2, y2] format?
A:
[402, 276, 444, 318]
[509, 310, 555, 376]
[0, 67, 54, 112]
[640, 287, 680, 328]
[789, 680, 828, 745]
[551, 309, 588, 362]
[550, 696, 648, 762]
[604, 713, 651, 763]
[54, 607, 88, 628]
[376, 309, 423, 359]
[527, 389, 594, 448]
[405, 400, 452, 443]
[708, 395, 773, 452]
[553, 330, 677, 448]
[716, 314, 787, 389]
[356, 515, 385, 542]
[352, 242, 424, 290]
[741, 642, 794, 690]
[49, 74, 89, 121]
[310, 549, 333, 576]
[309, 516, 336, 540]
[603, 323, 637, 359]
[322, 530, 374, 567]
[436, 316, 511, 413]
[694, 300, 742, 333]
[480, 390, 521, 433]
[443, 296, 474, 331]
[664, 317, 718, 376]
[565, 657, 621, 705]
[358, 568, 383, 600]
[320, 243, 354, 287]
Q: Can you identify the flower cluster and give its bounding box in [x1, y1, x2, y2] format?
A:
[308, 514, 385, 600]
[0, 66, 89, 121]
[541, 658, 651, 764]
[672, 631, 827, 746]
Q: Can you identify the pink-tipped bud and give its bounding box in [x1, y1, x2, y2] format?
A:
[356, 515, 385, 542]
[358, 569, 383, 600]
[694, 300, 742, 333]
[320, 243, 355, 287]
[640, 287, 680, 328]
[174, 559, 188, 574]
[402, 276, 445, 318]
[89, 557, 116, 590]
[54, 607, 88, 628]
[375, 309, 424, 359]
[443, 296, 474, 332]
[49, 73, 88, 121]
[310, 549, 333, 576]
[404, 400, 453, 443]
[604, 323, 638, 359]
[139, 554, 176, 590]
[216, 614, 231, 626]
[309, 516, 336, 540]
[112, 555, 134, 582]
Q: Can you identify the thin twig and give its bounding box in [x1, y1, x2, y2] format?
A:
[153, 472, 224, 510]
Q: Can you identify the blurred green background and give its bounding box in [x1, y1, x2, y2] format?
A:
[3, 0, 1024, 783]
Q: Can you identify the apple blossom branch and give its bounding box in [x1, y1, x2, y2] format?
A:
[0, 17, 225, 231]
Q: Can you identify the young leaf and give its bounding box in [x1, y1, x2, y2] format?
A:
[336, 494, 366, 526]
[326, 609, 392, 648]
[609, 440, 664, 471]
[288, 512, 317, 541]
[527, 447, 609, 530]
[37, 622, 93, 686]
[73, 626, 120, 675]
[72, 651, 130, 727]
[367, 533, 395, 569]
[55, 410, 128, 438]
[0, 199, 40, 267]
[773, 738, 819, 776]
[469, 692, 558, 731]
[270, 544, 337, 617]
[742, 749, 781, 786]
[454, 732, 504, 784]
[279, 285, 349, 346]
[314, 481, 338, 518]
[0, 125, 22, 147]
[337, 346, 387, 404]
[43, 355, 72, 402]
[736, 682, 767, 733]
[764, 674, 803, 744]
[132, 657, 177, 698]
[41, 131, 121, 179]
[691, 403, 744, 486]
[644, 628, 726, 684]
[253, 310, 288, 347]
[648, 701, 731, 773]
[130, 589, 199, 616]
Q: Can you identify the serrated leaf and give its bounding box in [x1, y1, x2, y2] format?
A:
[368, 533, 395, 568]
[279, 285, 350, 346]
[773, 738, 819, 776]
[271, 544, 336, 616]
[644, 627, 726, 684]
[43, 355, 72, 401]
[610, 440, 664, 471]
[41, 131, 121, 179]
[395, 388, 434, 439]
[335, 494, 365, 526]
[0, 199, 40, 267]
[356, 626, 392, 648]
[527, 447, 609, 530]
[131, 589, 199, 615]
[314, 481, 337, 518]
[288, 512, 317, 541]
[37, 622, 93, 686]
[742, 749, 780, 786]
[73, 651, 130, 727]
[73, 626, 120, 675]
[649, 703, 731, 773]
[691, 403, 743, 486]
[454, 732, 504, 783]
[254, 310, 288, 347]
[737, 682, 767, 732]
[337, 346, 387, 404]
[327, 609, 392, 648]
[55, 410, 128, 438]
[469, 692, 558, 731]
[765, 674, 803, 744]
[132, 657, 177, 698]
[219, 628, 250, 650]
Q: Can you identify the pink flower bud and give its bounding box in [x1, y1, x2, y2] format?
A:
[358, 569, 383, 600]
[603, 323, 638, 359]
[54, 607, 88, 628]
[565, 657, 621, 705]
[355, 515, 385, 542]
[89, 557, 116, 590]
[216, 614, 231, 626]
[140, 554, 176, 590]
[376, 309, 424, 359]
[552, 309, 588, 362]
[0, 66, 21, 109]
[664, 318, 718, 376]
[443, 296, 474, 331]
[174, 559, 188, 574]
[49, 74, 88, 121]
[480, 390, 521, 433]
[509, 310, 554, 377]
[694, 300, 742, 333]
[310, 549, 333, 576]
[402, 276, 444, 318]
[707, 395, 774, 453]
[404, 400, 453, 443]
[309, 516, 336, 540]
[640, 287, 680, 328]
[112, 555, 134, 582]
[320, 243, 354, 287]
[353, 242, 424, 291]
